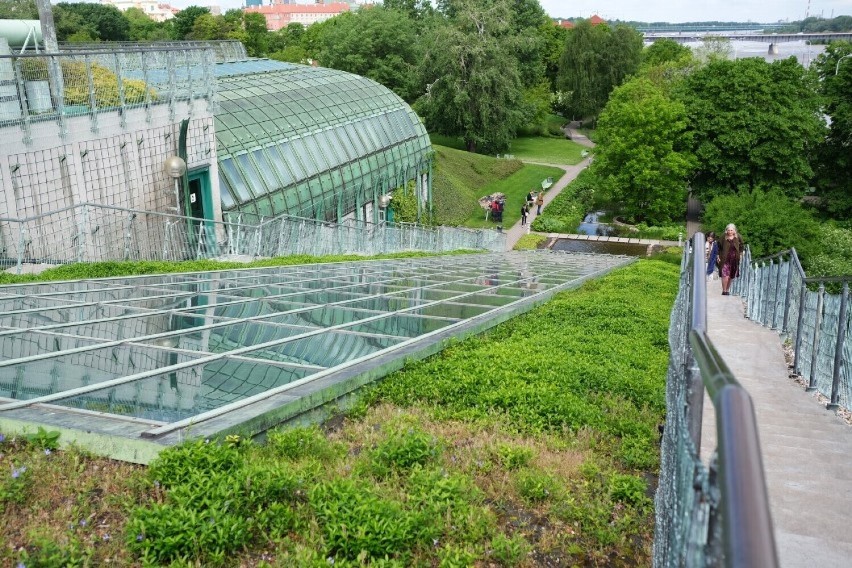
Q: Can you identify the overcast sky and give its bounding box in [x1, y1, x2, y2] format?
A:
[161, 1, 850, 24]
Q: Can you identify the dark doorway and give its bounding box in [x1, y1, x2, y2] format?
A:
[186, 169, 214, 256]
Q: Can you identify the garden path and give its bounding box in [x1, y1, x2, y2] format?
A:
[503, 121, 596, 250]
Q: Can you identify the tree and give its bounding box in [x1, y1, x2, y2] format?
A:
[538, 20, 568, 89]
[416, 0, 525, 153]
[642, 39, 692, 68]
[171, 6, 210, 40]
[383, 0, 434, 20]
[53, 5, 97, 43]
[316, 7, 421, 102]
[55, 2, 130, 41]
[188, 13, 232, 40]
[591, 77, 694, 224]
[702, 189, 822, 260]
[678, 57, 826, 201]
[0, 0, 37, 19]
[693, 36, 733, 63]
[811, 41, 852, 217]
[124, 7, 170, 41]
[556, 20, 643, 120]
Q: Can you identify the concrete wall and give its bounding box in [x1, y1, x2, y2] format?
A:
[0, 102, 219, 261]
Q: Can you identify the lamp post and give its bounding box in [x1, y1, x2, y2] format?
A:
[836, 53, 852, 75]
[164, 156, 186, 215]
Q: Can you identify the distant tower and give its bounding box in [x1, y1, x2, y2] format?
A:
[804, 0, 811, 19]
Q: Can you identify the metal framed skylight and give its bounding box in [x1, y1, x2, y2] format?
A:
[0, 251, 633, 455]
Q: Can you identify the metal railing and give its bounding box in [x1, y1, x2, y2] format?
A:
[737, 248, 851, 412]
[0, 204, 506, 271]
[654, 232, 778, 568]
[0, 46, 216, 134]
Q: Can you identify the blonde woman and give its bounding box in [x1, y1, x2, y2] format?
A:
[717, 224, 744, 295]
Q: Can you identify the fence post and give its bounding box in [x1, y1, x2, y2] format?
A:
[762, 260, 773, 326]
[807, 283, 825, 392]
[781, 254, 794, 333]
[793, 281, 808, 376]
[16, 223, 25, 275]
[771, 258, 783, 329]
[123, 213, 135, 260]
[827, 282, 848, 410]
[78, 205, 89, 262]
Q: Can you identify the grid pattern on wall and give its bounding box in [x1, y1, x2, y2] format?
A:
[213, 61, 432, 223]
[0, 251, 632, 434]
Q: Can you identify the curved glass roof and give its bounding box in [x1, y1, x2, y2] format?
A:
[214, 61, 432, 222]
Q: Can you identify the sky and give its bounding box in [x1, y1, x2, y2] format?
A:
[156, 0, 851, 24]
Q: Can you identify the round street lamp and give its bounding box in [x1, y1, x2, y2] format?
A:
[164, 156, 187, 215]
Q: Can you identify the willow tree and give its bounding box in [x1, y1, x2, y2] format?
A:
[417, 0, 525, 154]
[556, 20, 643, 120]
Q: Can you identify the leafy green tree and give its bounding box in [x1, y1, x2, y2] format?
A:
[171, 6, 210, 40]
[416, 0, 525, 153]
[678, 57, 825, 201]
[236, 12, 270, 57]
[53, 4, 97, 42]
[693, 36, 733, 63]
[539, 20, 569, 89]
[55, 2, 129, 41]
[0, 0, 37, 19]
[811, 41, 852, 217]
[124, 7, 170, 41]
[556, 20, 643, 120]
[702, 189, 822, 260]
[383, 0, 434, 20]
[188, 13, 233, 40]
[591, 77, 694, 223]
[641, 39, 692, 68]
[316, 7, 421, 102]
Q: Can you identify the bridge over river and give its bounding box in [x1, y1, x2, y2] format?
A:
[644, 32, 852, 55]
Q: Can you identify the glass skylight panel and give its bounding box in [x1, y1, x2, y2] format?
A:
[0, 248, 634, 442]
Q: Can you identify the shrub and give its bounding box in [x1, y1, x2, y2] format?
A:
[310, 479, 424, 561]
[16, 533, 90, 568]
[702, 189, 822, 260]
[489, 532, 529, 566]
[513, 233, 547, 250]
[515, 469, 557, 503]
[147, 439, 243, 488]
[369, 424, 440, 475]
[1, 463, 32, 512]
[126, 501, 251, 565]
[267, 425, 340, 461]
[493, 443, 534, 470]
[608, 473, 649, 506]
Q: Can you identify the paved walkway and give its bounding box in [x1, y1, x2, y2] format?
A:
[503, 121, 595, 251]
[701, 280, 852, 567]
[503, 158, 592, 250]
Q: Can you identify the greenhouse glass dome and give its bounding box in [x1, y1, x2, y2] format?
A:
[214, 60, 433, 224]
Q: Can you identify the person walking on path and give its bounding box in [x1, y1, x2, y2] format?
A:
[705, 231, 718, 281]
[535, 192, 545, 215]
[520, 204, 528, 226]
[717, 224, 744, 295]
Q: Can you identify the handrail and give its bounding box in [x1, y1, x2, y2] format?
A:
[689, 233, 779, 568]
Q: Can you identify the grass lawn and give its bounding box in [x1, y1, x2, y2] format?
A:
[508, 136, 586, 165]
[429, 133, 466, 150]
[429, 133, 586, 166]
[462, 164, 565, 229]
